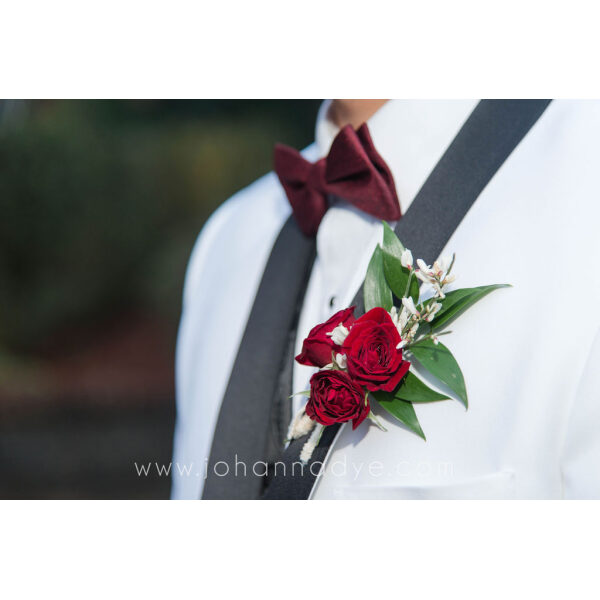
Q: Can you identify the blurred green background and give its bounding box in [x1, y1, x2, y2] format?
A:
[0, 99, 321, 498]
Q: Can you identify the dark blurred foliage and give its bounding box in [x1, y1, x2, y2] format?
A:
[0, 99, 321, 498]
[0, 100, 320, 351]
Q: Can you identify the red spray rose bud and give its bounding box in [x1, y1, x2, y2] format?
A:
[342, 307, 410, 392]
[295, 306, 356, 368]
[306, 369, 369, 430]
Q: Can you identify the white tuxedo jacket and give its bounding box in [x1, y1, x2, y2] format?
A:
[172, 100, 600, 499]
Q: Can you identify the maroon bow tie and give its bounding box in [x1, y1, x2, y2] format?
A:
[273, 123, 401, 237]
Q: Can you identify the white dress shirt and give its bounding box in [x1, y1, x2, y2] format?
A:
[172, 100, 600, 499]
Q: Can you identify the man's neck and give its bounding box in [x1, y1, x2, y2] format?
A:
[328, 99, 388, 129]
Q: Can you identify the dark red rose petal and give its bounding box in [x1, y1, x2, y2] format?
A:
[306, 369, 369, 428]
[296, 306, 356, 367]
[342, 307, 411, 392]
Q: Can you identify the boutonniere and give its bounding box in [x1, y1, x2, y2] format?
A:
[289, 222, 509, 463]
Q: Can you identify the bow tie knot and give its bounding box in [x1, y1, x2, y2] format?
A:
[274, 123, 401, 237]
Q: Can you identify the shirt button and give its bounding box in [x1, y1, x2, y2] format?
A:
[329, 295, 336, 308]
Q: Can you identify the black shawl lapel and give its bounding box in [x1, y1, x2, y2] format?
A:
[202, 217, 316, 499]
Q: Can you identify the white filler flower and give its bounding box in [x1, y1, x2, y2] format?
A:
[327, 323, 350, 346]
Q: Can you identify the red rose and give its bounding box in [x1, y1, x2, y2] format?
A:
[342, 307, 410, 392]
[295, 307, 356, 368]
[306, 369, 369, 429]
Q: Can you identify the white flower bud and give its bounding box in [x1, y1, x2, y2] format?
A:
[425, 301, 442, 322]
[416, 258, 430, 274]
[407, 322, 419, 340]
[415, 269, 430, 284]
[398, 306, 410, 330]
[402, 296, 418, 315]
[400, 249, 413, 269]
[335, 353, 347, 369]
[389, 306, 407, 337]
[327, 323, 350, 346]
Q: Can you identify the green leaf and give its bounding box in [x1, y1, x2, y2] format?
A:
[372, 391, 426, 440]
[381, 222, 419, 303]
[394, 371, 451, 403]
[408, 338, 468, 408]
[428, 284, 511, 331]
[363, 245, 393, 311]
[382, 220, 405, 259]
